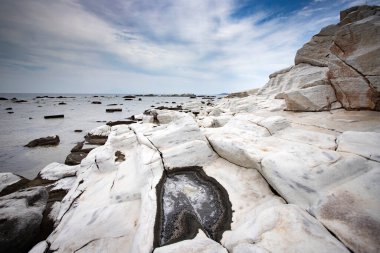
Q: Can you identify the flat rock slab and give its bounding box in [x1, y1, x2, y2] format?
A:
[25, 135, 60, 147]
[106, 108, 122, 113]
[337, 131, 380, 162]
[44, 115, 64, 119]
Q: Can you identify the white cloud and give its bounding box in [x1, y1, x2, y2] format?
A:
[0, 0, 372, 94]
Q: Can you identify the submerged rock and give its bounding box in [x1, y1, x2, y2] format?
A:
[106, 108, 122, 113]
[25, 135, 60, 147]
[44, 115, 64, 119]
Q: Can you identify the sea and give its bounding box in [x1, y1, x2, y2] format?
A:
[0, 93, 197, 179]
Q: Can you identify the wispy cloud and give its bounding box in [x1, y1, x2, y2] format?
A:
[0, 0, 377, 94]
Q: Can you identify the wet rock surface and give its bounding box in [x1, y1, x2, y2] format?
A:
[154, 167, 232, 248]
[25, 135, 60, 147]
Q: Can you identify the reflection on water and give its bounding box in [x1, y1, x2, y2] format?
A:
[0, 93, 192, 179]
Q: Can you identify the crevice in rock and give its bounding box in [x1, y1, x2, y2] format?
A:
[60, 190, 84, 219]
[144, 135, 167, 173]
[153, 166, 232, 249]
[128, 127, 163, 189]
[334, 137, 338, 151]
[204, 136, 285, 203]
[248, 120, 272, 136]
[58, 187, 85, 224]
[331, 41, 379, 109]
[292, 122, 342, 133]
[335, 150, 380, 163]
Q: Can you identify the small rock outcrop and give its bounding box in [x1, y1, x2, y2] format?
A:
[25, 135, 60, 147]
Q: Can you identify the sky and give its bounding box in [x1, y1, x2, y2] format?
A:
[0, 0, 379, 94]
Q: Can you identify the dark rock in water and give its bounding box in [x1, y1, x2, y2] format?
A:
[124, 98, 134, 101]
[107, 104, 118, 106]
[85, 134, 108, 145]
[29, 117, 33, 120]
[13, 100, 28, 103]
[151, 105, 155, 107]
[138, 98, 142, 101]
[71, 141, 93, 154]
[106, 108, 122, 113]
[172, 102, 176, 104]
[106, 120, 136, 127]
[74, 129, 83, 133]
[154, 167, 232, 248]
[44, 115, 64, 119]
[0, 186, 48, 253]
[24, 136, 60, 147]
[58, 102, 66, 105]
[114, 151, 125, 162]
[5, 108, 12, 110]
[7, 112, 14, 114]
[155, 105, 183, 111]
[123, 95, 136, 99]
[93, 95, 99, 97]
[25, 135, 60, 147]
[192, 111, 200, 116]
[0, 97, 8, 100]
[70, 142, 84, 153]
[38, 105, 43, 108]
[91, 101, 102, 104]
[189, 95, 196, 99]
[65, 152, 88, 165]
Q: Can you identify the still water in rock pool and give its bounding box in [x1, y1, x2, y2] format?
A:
[154, 167, 232, 247]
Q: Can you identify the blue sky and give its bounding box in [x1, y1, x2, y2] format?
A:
[0, 0, 378, 94]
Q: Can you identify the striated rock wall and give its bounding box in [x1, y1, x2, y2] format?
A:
[259, 5, 380, 111]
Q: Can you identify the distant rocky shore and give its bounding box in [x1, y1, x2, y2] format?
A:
[0, 5, 379, 253]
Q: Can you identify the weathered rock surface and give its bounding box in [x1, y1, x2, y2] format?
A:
[25, 135, 60, 147]
[295, 5, 380, 110]
[0, 187, 48, 253]
[259, 5, 380, 111]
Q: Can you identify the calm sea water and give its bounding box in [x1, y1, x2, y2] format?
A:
[0, 93, 194, 179]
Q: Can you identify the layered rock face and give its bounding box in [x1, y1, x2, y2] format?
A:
[260, 5, 380, 111]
